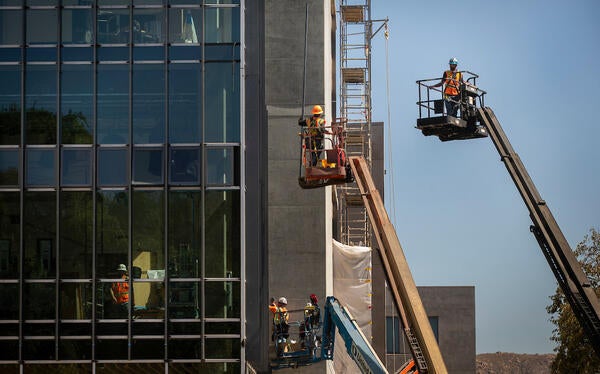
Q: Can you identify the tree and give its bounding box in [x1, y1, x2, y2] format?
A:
[547, 228, 600, 373]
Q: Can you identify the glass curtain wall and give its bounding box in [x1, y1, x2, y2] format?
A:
[0, 0, 241, 372]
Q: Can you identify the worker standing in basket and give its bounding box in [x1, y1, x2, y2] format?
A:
[269, 297, 290, 345]
[299, 105, 327, 166]
[430, 57, 463, 117]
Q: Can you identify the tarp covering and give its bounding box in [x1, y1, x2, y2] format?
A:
[332, 239, 372, 373]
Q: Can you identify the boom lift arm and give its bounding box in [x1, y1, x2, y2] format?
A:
[321, 296, 389, 374]
[478, 107, 600, 356]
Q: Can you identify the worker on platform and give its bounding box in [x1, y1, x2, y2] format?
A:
[110, 264, 130, 318]
[299, 105, 327, 166]
[269, 297, 290, 345]
[430, 57, 464, 117]
[300, 294, 321, 349]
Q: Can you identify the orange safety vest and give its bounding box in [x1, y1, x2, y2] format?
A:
[443, 70, 462, 97]
[269, 305, 289, 325]
[112, 281, 129, 304]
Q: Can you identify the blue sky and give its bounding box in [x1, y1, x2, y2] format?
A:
[367, 1, 600, 354]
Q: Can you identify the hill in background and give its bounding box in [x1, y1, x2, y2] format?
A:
[476, 352, 554, 374]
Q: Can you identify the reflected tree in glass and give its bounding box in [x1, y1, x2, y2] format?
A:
[0, 66, 21, 145]
[61, 65, 93, 144]
[26, 65, 57, 145]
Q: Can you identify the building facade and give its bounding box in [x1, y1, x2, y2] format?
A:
[0, 0, 246, 372]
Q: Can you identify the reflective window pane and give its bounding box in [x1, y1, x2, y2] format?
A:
[206, 0, 239, 3]
[169, 45, 201, 60]
[132, 282, 164, 319]
[98, 148, 127, 186]
[168, 191, 201, 278]
[133, 148, 163, 185]
[204, 7, 240, 44]
[0, 66, 21, 145]
[204, 281, 239, 318]
[133, 46, 164, 61]
[0, 150, 18, 186]
[133, 64, 164, 144]
[133, 8, 165, 44]
[205, 321, 240, 334]
[204, 62, 240, 142]
[26, 65, 57, 145]
[96, 191, 128, 278]
[59, 341, 92, 360]
[0, 47, 21, 62]
[61, 65, 93, 144]
[97, 9, 130, 44]
[28, 0, 58, 5]
[23, 340, 55, 360]
[169, 63, 201, 143]
[206, 147, 236, 186]
[62, 8, 93, 45]
[63, 0, 93, 5]
[133, 191, 164, 278]
[0, 285, 18, 319]
[60, 191, 93, 279]
[168, 8, 201, 44]
[132, 339, 164, 359]
[0, 10, 22, 45]
[23, 192, 56, 279]
[26, 148, 56, 187]
[61, 47, 93, 62]
[27, 9, 58, 45]
[62, 149, 91, 186]
[169, 148, 200, 185]
[60, 283, 92, 320]
[205, 190, 240, 278]
[96, 339, 127, 360]
[168, 282, 200, 318]
[169, 339, 201, 359]
[205, 338, 240, 359]
[97, 46, 129, 61]
[0, 192, 19, 278]
[24, 283, 55, 319]
[26, 47, 57, 63]
[97, 65, 128, 144]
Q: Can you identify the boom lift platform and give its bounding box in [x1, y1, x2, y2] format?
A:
[298, 118, 353, 189]
[416, 74, 600, 356]
[270, 296, 388, 373]
[416, 71, 488, 142]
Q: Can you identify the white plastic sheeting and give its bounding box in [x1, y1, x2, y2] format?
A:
[332, 239, 372, 373]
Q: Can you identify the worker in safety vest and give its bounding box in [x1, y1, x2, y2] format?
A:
[299, 105, 327, 166]
[110, 264, 130, 317]
[300, 294, 321, 348]
[269, 297, 290, 344]
[430, 57, 464, 117]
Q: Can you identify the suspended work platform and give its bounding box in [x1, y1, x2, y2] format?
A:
[415, 71, 488, 142]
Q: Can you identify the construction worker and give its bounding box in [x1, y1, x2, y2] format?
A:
[430, 57, 464, 117]
[300, 294, 321, 348]
[269, 297, 290, 346]
[110, 264, 129, 318]
[299, 105, 327, 166]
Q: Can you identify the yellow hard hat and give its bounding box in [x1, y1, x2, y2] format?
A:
[311, 105, 323, 115]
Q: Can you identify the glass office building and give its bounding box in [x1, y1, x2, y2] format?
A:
[0, 0, 243, 372]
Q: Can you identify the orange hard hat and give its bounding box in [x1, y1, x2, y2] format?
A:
[311, 105, 323, 115]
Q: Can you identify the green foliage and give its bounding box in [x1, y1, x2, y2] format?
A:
[547, 228, 600, 373]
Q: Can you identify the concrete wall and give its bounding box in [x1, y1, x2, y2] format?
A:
[264, 1, 335, 372]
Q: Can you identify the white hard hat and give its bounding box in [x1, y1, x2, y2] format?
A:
[278, 297, 288, 305]
[116, 264, 127, 272]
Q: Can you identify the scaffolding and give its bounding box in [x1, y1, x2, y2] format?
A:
[336, 0, 372, 246]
